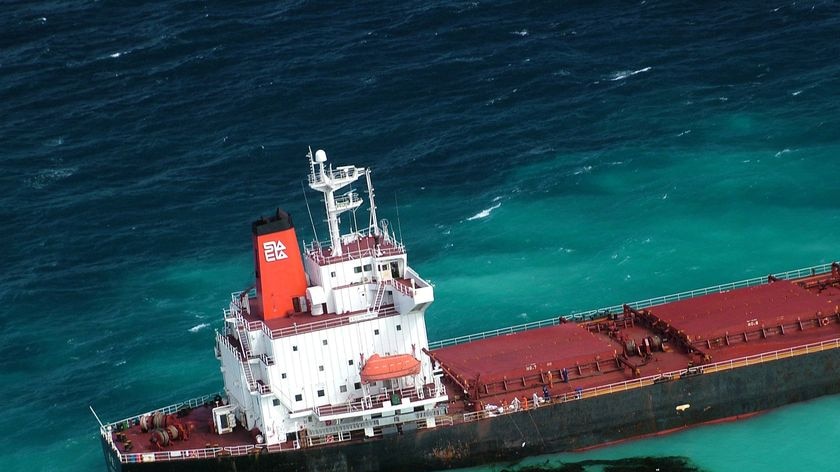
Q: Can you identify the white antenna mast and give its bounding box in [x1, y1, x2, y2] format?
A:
[307, 149, 365, 256]
[365, 169, 380, 237]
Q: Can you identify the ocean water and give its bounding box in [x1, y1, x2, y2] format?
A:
[2, 1, 839, 471]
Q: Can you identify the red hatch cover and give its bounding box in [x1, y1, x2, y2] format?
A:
[360, 354, 421, 383]
[430, 323, 617, 388]
[647, 281, 836, 342]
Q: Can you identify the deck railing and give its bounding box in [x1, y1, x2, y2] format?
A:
[430, 262, 836, 350]
[461, 335, 840, 423]
[114, 440, 302, 464]
[314, 383, 446, 419]
[103, 393, 220, 431]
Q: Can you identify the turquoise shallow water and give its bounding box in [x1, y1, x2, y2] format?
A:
[2, 1, 839, 471]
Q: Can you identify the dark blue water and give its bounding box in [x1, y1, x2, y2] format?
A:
[3, 1, 840, 471]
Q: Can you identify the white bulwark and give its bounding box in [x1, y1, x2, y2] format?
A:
[214, 149, 447, 447]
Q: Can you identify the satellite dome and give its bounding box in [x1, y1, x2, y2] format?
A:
[315, 149, 327, 163]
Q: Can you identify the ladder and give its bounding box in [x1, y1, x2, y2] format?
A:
[367, 281, 387, 316]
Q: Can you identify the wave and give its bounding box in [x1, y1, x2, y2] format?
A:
[610, 66, 652, 81]
[188, 323, 209, 333]
[467, 202, 501, 221]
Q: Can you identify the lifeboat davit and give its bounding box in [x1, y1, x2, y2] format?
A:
[361, 354, 421, 383]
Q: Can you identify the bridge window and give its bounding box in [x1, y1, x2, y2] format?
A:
[273, 399, 281, 406]
[340, 385, 347, 393]
[319, 365, 324, 372]
[294, 394, 302, 402]
[363, 264, 372, 272]
[354, 266, 362, 274]
[281, 373, 287, 379]
[396, 324, 402, 331]
[354, 382, 362, 390]
[374, 329, 380, 335]
[322, 339, 328, 346]
[317, 389, 325, 397]
[348, 359, 354, 366]
[292, 345, 298, 352]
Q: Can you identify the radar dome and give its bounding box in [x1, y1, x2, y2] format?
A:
[315, 149, 327, 163]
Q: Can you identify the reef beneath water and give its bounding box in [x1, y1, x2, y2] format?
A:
[501, 456, 704, 472]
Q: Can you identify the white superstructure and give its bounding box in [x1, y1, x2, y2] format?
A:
[214, 149, 447, 446]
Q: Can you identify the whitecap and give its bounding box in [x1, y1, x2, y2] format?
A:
[791, 90, 802, 96]
[677, 129, 691, 137]
[467, 202, 501, 221]
[774, 148, 792, 157]
[609, 66, 651, 81]
[512, 30, 528, 36]
[189, 323, 209, 333]
[573, 165, 592, 175]
[26, 167, 77, 189]
[109, 52, 122, 58]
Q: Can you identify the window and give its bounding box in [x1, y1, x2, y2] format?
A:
[322, 339, 328, 346]
[318, 365, 324, 372]
[348, 359, 354, 366]
[363, 264, 372, 272]
[340, 385, 348, 393]
[292, 345, 298, 352]
[273, 399, 281, 406]
[374, 329, 380, 335]
[354, 266, 362, 274]
[294, 394, 302, 402]
[330, 271, 336, 277]
[396, 324, 402, 331]
[354, 382, 362, 390]
[317, 389, 325, 397]
[281, 373, 287, 379]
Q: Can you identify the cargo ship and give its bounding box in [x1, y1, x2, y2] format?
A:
[97, 149, 840, 472]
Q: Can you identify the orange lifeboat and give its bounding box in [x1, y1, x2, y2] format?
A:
[360, 354, 421, 383]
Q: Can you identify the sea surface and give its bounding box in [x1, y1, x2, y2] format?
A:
[3, 1, 840, 471]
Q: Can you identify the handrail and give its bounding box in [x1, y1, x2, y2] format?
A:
[103, 393, 221, 432]
[430, 262, 836, 349]
[115, 440, 302, 464]
[462, 335, 840, 422]
[265, 305, 401, 339]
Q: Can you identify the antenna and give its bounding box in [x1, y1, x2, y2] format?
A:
[365, 169, 380, 236]
[394, 193, 404, 244]
[301, 180, 319, 244]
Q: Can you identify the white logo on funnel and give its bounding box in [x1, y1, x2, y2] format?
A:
[263, 241, 288, 262]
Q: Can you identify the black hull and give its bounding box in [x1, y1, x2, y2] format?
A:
[105, 346, 840, 471]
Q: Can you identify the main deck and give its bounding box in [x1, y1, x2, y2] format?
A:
[102, 262, 840, 466]
[430, 263, 840, 415]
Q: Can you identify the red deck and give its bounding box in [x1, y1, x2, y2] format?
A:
[110, 402, 261, 455]
[432, 271, 840, 412]
[646, 281, 838, 343]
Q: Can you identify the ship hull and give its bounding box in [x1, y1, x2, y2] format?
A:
[104, 344, 840, 471]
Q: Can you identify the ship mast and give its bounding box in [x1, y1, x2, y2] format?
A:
[307, 149, 365, 256]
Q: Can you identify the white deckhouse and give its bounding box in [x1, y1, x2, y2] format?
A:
[214, 149, 447, 446]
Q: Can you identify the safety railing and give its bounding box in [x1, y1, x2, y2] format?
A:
[216, 332, 257, 392]
[314, 383, 446, 418]
[430, 262, 836, 350]
[103, 393, 220, 431]
[462, 335, 840, 423]
[116, 440, 302, 464]
[264, 305, 400, 339]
